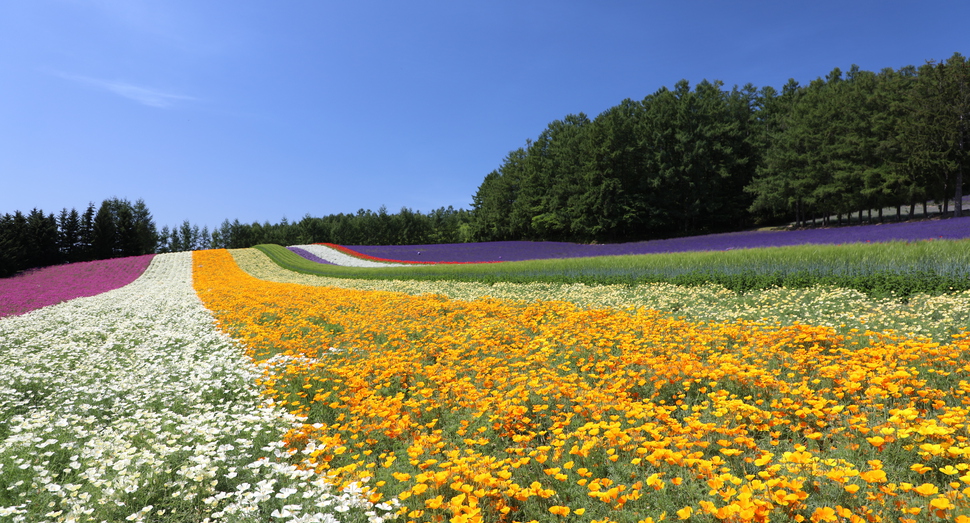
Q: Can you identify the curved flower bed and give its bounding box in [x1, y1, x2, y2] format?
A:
[317, 243, 497, 265]
[290, 244, 405, 268]
[194, 248, 970, 523]
[230, 248, 970, 343]
[287, 246, 337, 265]
[0, 252, 393, 523]
[0, 255, 155, 318]
[348, 216, 970, 263]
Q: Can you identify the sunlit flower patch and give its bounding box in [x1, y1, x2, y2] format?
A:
[232, 248, 970, 343]
[0, 252, 395, 523]
[308, 244, 497, 265]
[345, 217, 970, 263]
[0, 254, 154, 318]
[196, 248, 970, 523]
[291, 244, 407, 268]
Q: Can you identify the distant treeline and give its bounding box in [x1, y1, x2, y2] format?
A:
[0, 198, 157, 278]
[194, 206, 473, 250]
[0, 200, 472, 277]
[471, 53, 970, 242]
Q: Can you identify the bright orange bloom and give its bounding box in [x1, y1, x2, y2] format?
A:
[811, 506, 838, 523]
[860, 469, 887, 484]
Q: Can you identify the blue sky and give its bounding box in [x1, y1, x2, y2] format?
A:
[2, 1, 968, 231]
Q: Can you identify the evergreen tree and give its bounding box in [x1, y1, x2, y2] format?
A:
[747, 80, 803, 224]
[178, 221, 197, 252]
[79, 202, 96, 261]
[131, 199, 158, 254]
[157, 226, 172, 253]
[91, 200, 117, 259]
[0, 212, 29, 277]
[198, 226, 211, 250]
[898, 55, 970, 217]
[581, 98, 650, 240]
[58, 207, 83, 262]
[114, 199, 140, 257]
[26, 208, 60, 268]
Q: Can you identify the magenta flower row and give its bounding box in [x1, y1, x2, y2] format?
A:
[0, 255, 155, 318]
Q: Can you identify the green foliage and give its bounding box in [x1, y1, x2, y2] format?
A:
[475, 55, 969, 241]
[472, 81, 758, 242]
[201, 206, 474, 250]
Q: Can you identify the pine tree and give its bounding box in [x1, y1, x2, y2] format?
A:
[79, 203, 96, 261]
[58, 207, 83, 262]
[91, 200, 117, 260]
[132, 199, 158, 254]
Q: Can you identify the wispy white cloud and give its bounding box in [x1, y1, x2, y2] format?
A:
[50, 71, 197, 108]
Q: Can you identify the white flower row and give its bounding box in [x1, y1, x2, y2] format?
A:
[289, 245, 405, 268]
[0, 252, 396, 523]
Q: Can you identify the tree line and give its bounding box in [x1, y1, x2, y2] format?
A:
[0, 198, 157, 278]
[470, 53, 970, 242]
[160, 205, 473, 251]
[1, 199, 472, 277]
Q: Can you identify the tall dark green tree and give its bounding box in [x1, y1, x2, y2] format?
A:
[26, 208, 60, 268]
[0, 212, 29, 277]
[114, 200, 140, 257]
[471, 149, 527, 241]
[91, 200, 117, 259]
[526, 113, 592, 240]
[57, 207, 83, 262]
[746, 79, 804, 224]
[899, 54, 970, 217]
[131, 199, 158, 255]
[79, 202, 96, 261]
[579, 98, 647, 240]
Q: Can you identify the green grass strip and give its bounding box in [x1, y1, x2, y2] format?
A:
[256, 240, 970, 298]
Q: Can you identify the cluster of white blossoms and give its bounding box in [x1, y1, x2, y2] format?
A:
[0, 252, 397, 523]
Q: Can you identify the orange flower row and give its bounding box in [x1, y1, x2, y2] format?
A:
[192, 249, 970, 523]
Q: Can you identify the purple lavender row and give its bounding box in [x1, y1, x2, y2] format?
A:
[287, 247, 337, 265]
[0, 254, 156, 318]
[348, 217, 970, 263]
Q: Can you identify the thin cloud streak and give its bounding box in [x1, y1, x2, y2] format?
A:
[51, 71, 197, 108]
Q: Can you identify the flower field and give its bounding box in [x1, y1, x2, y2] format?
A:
[3, 232, 970, 523]
[0, 254, 154, 318]
[0, 253, 394, 523]
[345, 217, 970, 263]
[195, 248, 970, 523]
[233, 248, 970, 343]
